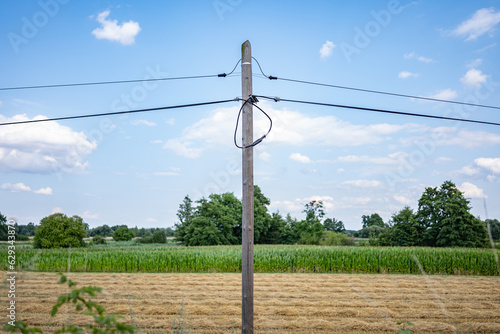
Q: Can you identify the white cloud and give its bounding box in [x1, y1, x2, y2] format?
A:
[165, 118, 175, 125]
[393, 195, 412, 205]
[82, 211, 99, 219]
[475, 157, 500, 174]
[92, 10, 141, 45]
[33, 187, 53, 195]
[460, 69, 488, 87]
[270, 195, 335, 214]
[258, 151, 271, 163]
[427, 88, 458, 100]
[153, 171, 181, 176]
[146, 218, 157, 223]
[342, 179, 383, 188]
[1, 183, 53, 195]
[0, 114, 96, 173]
[51, 207, 63, 214]
[1, 182, 31, 193]
[335, 153, 407, 165]
[404, 52, 433, 63]
[456, 165, 480, 176]
[466, 58, 483, 68]
[320, 41, 336, 59]
[131, 119, 156, 126]
[434, 129, 500, 148]
[452, 8, 500, 41]
[289, 153, 311, 164]
[398, 71, 420, 79]
[163, 103, 408, 158]
[458, 182, 487, 198]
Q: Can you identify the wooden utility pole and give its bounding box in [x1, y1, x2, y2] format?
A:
[241, 40, 254, 334]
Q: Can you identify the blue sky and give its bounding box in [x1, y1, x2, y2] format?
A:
[1, 0, 500, 230]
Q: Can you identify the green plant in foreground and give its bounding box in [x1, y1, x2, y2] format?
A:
[4, 273, 135, 334]
[396, 321, 414, 334]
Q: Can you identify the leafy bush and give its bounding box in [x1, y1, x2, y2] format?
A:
[319, 231, 355, 246]
[91, 235, 107, 245]
[113, 227, 135, 242]
[151, 230, 167, 243]
[138, 230, 167, 244]
[33, 213, 86, 249]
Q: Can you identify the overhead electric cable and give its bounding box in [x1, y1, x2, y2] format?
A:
[234, 96, 272, 148]
[0, 99, 239, 126]
[0, 59, 242, 91]
[251, 57, 500, 111]
[256, 95, 500, 127]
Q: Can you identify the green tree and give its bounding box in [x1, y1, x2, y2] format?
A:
[253, 185, 274, 244]
[91, 235, 106, 245]
[151, 230, 167, 243]
[358, 225, 385, 238]
[183, 193, 241, 246]
[485, 219, 500, 241]
[319, 231, 355, 246]
[88, 224, 114, 237]
[174, 195, 195, 244]
[297, 200, 325, 244]
[113, 226, 135, 241]
[379, 207, 421, 246]
[33, 213, 87, 249]
[0, 212, 7, 241]
[323, 218, 345, 233]
[361, 213, 385, 228]
[416, 180, 488, 248]
[16, 222, 37, 236]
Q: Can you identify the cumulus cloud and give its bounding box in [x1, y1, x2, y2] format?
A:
[393, 195, 412, 205]
[270, 195, 335, 214]
[458, 182, 487, 198]
[460, 69, 488, 87]
[163, 103, 408, 158]
[33, 187, 53, 195]
[258, 151, 271, 163]
[1, 183, 53, 195]
[1, 182, 31, 193]
[92, 10, 141, 45]
[0, 114, 96, 174]
[342, 179, 383, 188]
[334, 152, 408, 165]
[82, 211, 99, 219]
[427, 89, 458, 100]
[475, 157, 500, 174]
[404, 52, 433, 63]
[131, 119, 156, 126]
[452, 8, 500, 41]
[289, 153, 311, 164]
[398, 71, 420, 79]
[319, 41, 336, 59]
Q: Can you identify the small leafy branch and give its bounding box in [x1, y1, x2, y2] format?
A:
[5, 273, 135, 334]
[396, 321, 414, 334]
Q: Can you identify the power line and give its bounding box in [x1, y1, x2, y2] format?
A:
[234, 96, 272, 149]
[0, 60, 242, 91]
[255, 95, 500, 127]
[251, 58, 500, 111]
[0, 99, 239, 126]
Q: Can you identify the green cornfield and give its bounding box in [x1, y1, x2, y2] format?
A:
[1, 244, 498, 275]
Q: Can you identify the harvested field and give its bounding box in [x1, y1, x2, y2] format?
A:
[1, 271, 500, 333]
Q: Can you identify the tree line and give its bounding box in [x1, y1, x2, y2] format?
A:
[1, 180, 499, 249]
[175, 181, 499, 248]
